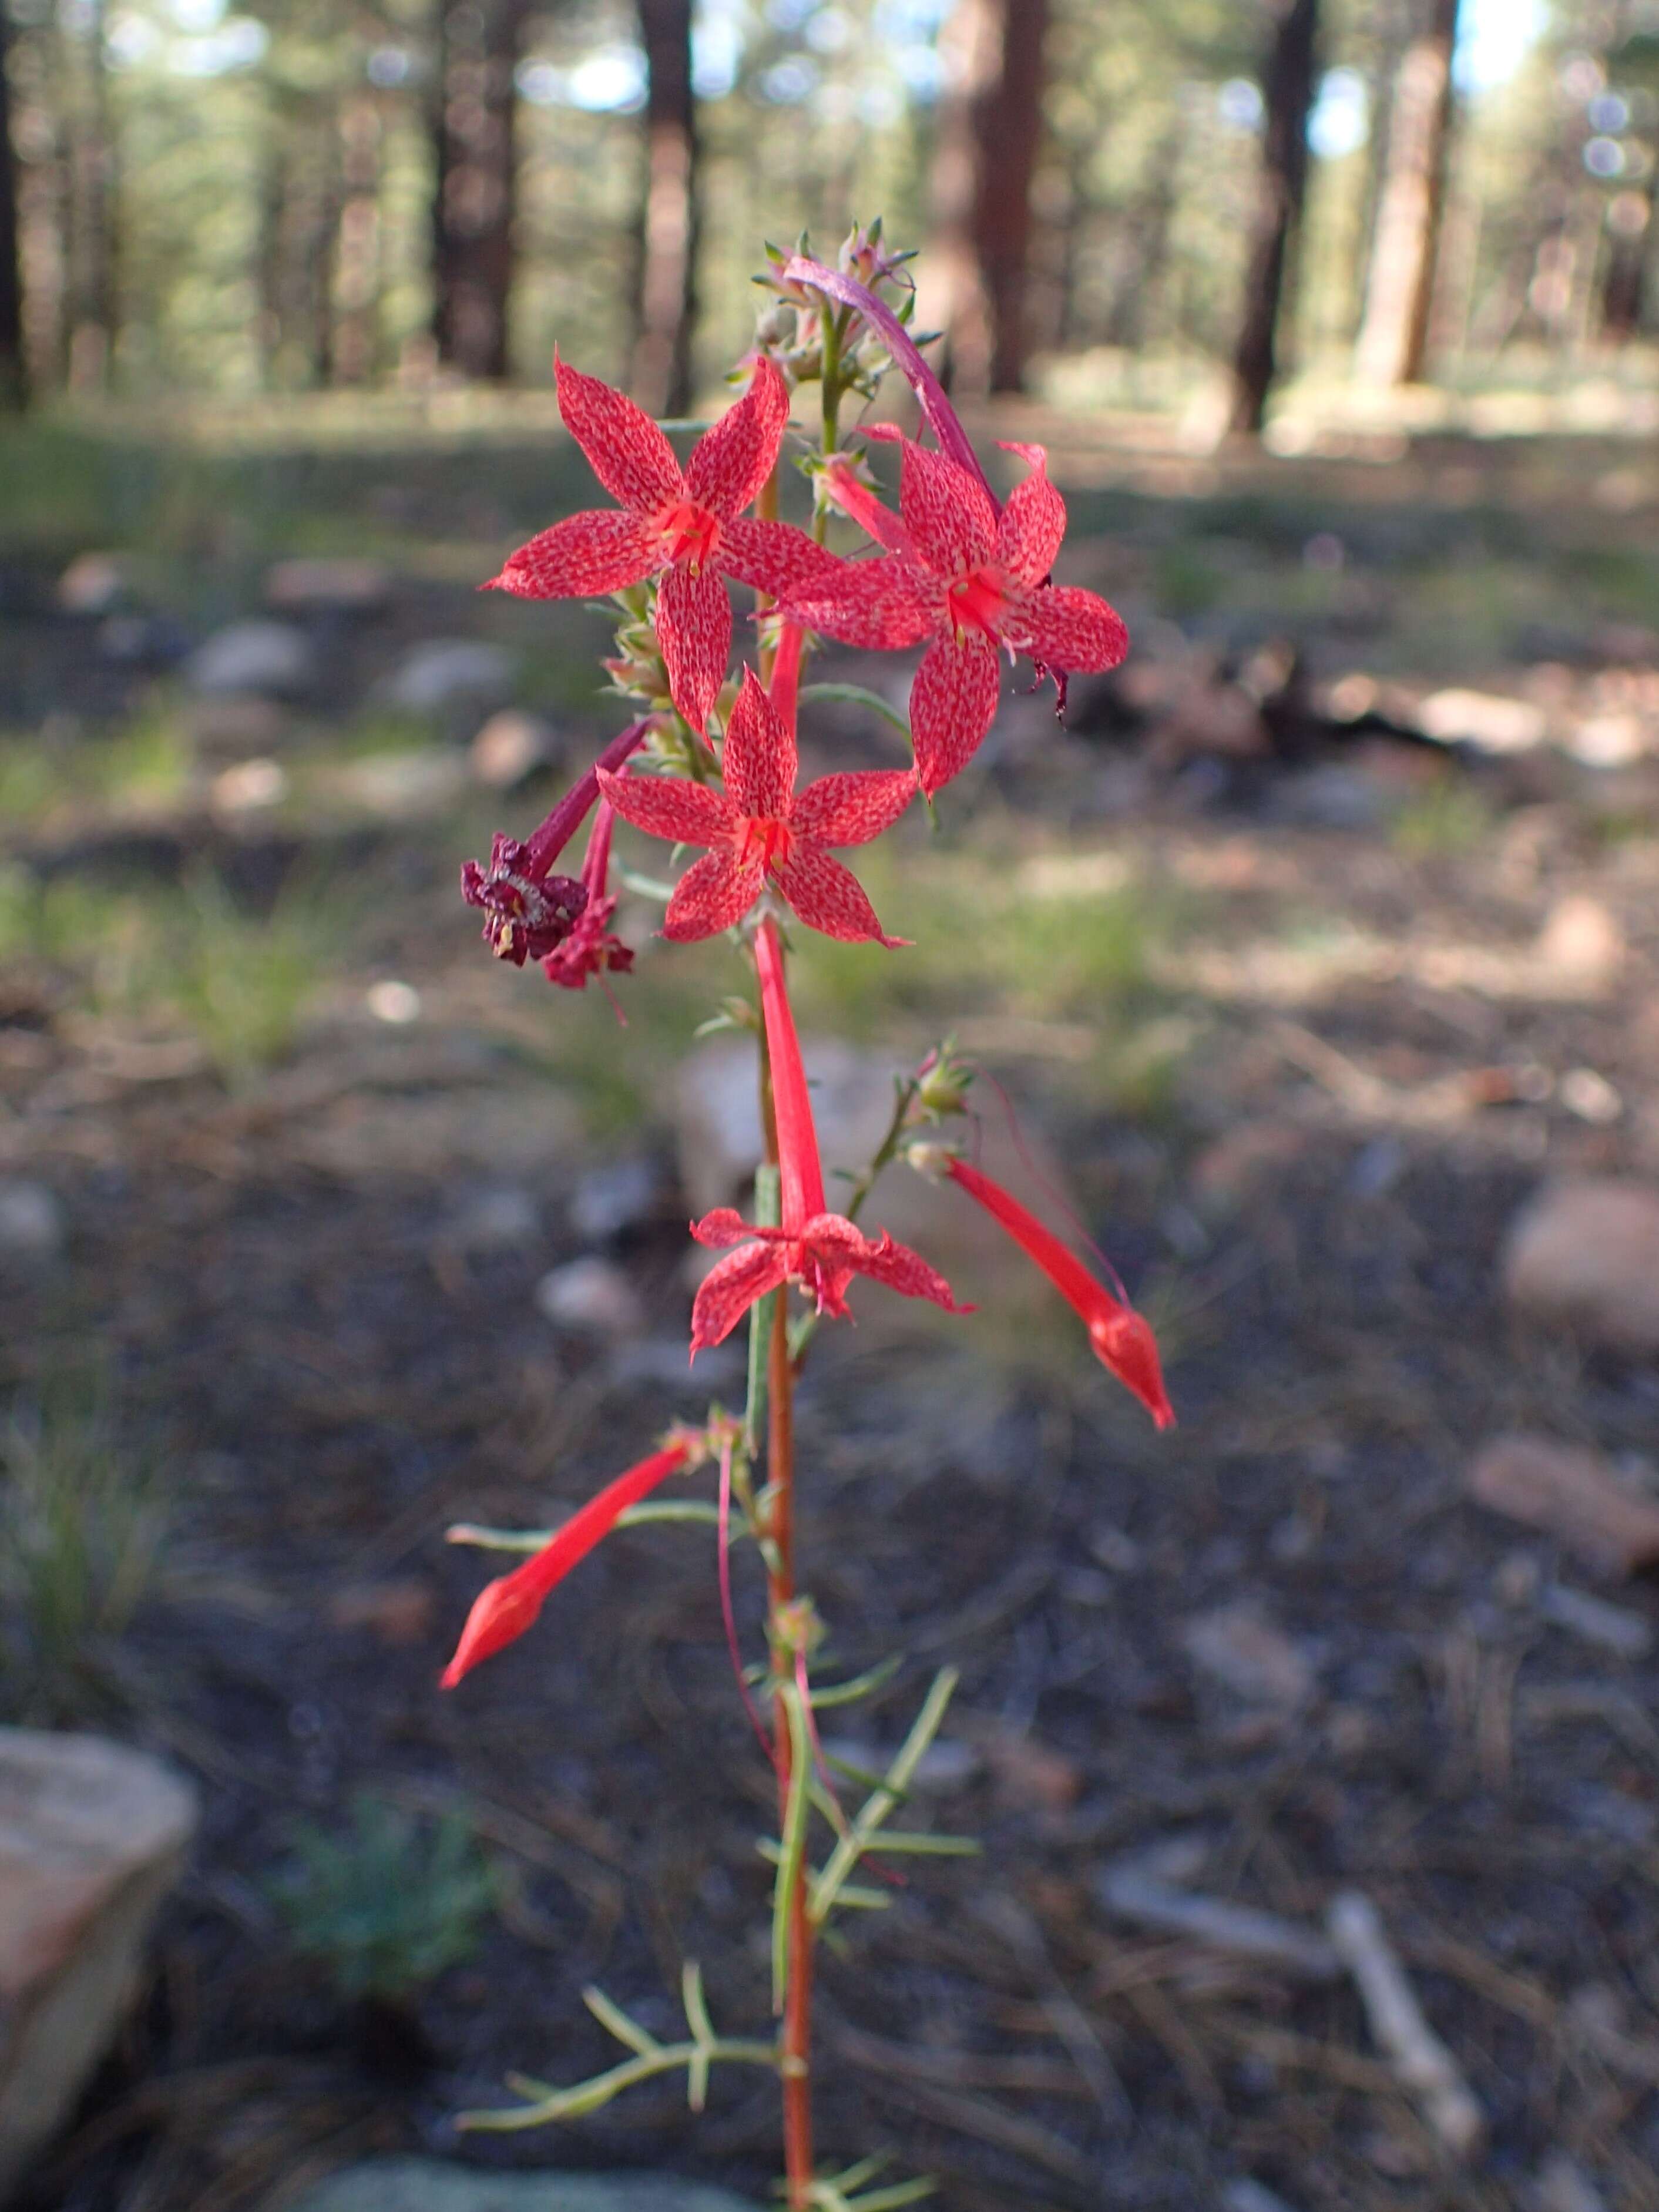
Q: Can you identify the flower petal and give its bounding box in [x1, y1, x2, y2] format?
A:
[691, 1240, 792, 1354]
[555, 353, 683, 515]
[691, 1207, 784, 1249]
[896, 437, 998, 578]
[488, 510, 662, 600]
[820, 458, 918, 558]
[788, 558, 939, 651]
[722, 665, 795, 821]
[993, 443, 1065, 588]
[687, 355, 790, 518]
[596, 765, 733, 848]
[657, 563, 733, 736]
[790, 768, 916, 848]
[1008, 583, 1129, 675]
[663, 850, 765, 940]
[719, 516, 845, 600]
[1089, 1307, 1176, 1432]
[774, 845, 904, 946]
[909, 632, 1000, 797]
[441, 1442, 690, 1686]
[849, 1227, 970, 1314]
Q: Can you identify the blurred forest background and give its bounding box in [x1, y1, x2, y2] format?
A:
[1, 0, 1657, 431]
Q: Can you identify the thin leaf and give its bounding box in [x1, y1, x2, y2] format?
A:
[811, 1669, 959, 1925]
[798, 682, 912, 741]
[583, 1985, 660, 2057]
[857, 1831, 980, 1856]
[807, 1653, 903, 1708]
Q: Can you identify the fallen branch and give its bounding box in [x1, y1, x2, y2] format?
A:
[1098, 1858, 1341, 1983]
[1325, 1891, 1485, 2160]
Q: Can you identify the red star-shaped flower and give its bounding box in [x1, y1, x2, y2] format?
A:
[597, 666, 915, 946]
[689, 1208, 967, 1354]
[487, 355, 837, 736]
[789, 435, 1129, 796]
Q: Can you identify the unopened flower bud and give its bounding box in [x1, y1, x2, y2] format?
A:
[773, 1595, 824, 1657]
[915, 1044, 974, 1118]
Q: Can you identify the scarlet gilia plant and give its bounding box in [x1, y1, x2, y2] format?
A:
[443, 221, 1165, 2211]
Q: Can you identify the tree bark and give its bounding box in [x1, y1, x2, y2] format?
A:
[922, 0, 1051, 394]
[1601, 186, 1654, 339]
[0, 0, 26, 408]
[333, 95, 382, 385]
[431, 0, 526, 381]
[66, 0, 117, 394]
[1229, 0, 1321, 437]
[631, 0, 698, 417]
[1354, 0, 1462, 386]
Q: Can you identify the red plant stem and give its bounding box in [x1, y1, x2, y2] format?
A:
[756, 921, 813, 2208]
[525, 717, 653, 876]
[754, 917, 825, 1232]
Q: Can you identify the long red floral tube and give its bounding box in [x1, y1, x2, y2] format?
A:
[941, 1156, 1174, 1430]
[441, 1441, 691, 1686]
[754, 914, 825, 1231]
[781, 254, 999, 509]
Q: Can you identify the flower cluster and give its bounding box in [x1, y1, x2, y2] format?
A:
[445, 243, 1164, 1692]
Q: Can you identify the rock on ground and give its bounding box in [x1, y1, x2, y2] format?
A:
[385, 642, 516, 716]
[1467, 1434, 1659, 1579]
[0, 1732, 198, 2198]
[185, 620, 317, 699]
[287, 2160, 759, 2212]
[1502, 1177, 1659, 1355]
[0, 1179, 66, 1262]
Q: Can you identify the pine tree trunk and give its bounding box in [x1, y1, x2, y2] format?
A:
[0, 0, 26, 408]
[333, 95, 382, 385]
[632, 0, 698, 417]
[1354, 0, 1462, 386]
[976, 0, 1049, 392]
[431, 0, 526, 381]
[922, 0, 1050, 394]
[1228, 0, 1321, 436]
[1601, 188, 1654, 339]
[66, 0, 117, 394]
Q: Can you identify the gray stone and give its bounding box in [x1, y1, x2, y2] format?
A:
[0, 1180, 66, 1261]
[1181, 1602, 1315, 1708]
[333, 750, 469, 822]
[387, 641, 517, 715]
[264, 558, 391, 612]
[570, 1159, 660, 1243]
[287, 2160, 758, 2212]
[186, 620, 317, 699]
[0, 1732, 199, 2197]
[471, 711, 559, 790]
[535, 1257, 646, 1337]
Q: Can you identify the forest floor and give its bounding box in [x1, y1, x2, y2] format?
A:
[4, 403, 1659, 2212]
